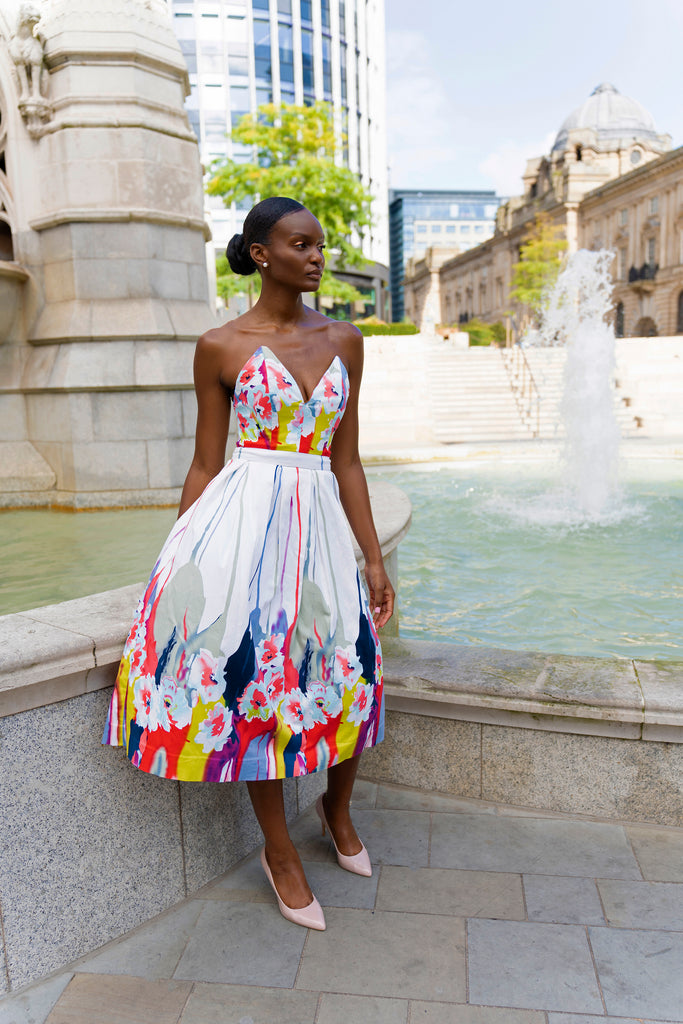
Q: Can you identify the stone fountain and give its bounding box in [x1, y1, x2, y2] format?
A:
[0, 0, 216, 507]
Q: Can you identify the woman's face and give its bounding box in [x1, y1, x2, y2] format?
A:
[256, 209, 326, 292]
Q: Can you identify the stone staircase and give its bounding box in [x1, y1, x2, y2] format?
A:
[613, 338, 683, 437]
[425, 344, 535, 443]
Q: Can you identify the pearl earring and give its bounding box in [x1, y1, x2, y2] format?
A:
[262, 262, 269, 268]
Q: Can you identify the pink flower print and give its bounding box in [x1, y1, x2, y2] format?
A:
[271, 365, 297, 397]
[307, 682, 342, 723]
[265, 668, 285, 704]
[250, 389, 278, 428]
[257, 633, 284, 665]
[286, 403, 317, 444]
[195, 704, 234, 753]
[334, 645, 363, 691]
[320, 378, 340, 413]
[239, 364, 257, 386]
[347, 681, 375, 726]
[238, 679, 274, 722]
[280, 688, 316, 735]
[159, 675, 192, 729]
[187, 649, 224, 705]
[133, 673, 168, 733]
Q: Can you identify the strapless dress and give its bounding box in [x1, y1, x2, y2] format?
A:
[103, 344, 384, 781]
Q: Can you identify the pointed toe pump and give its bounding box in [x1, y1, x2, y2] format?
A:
[260, 847, 326, 930]
[316, 794, 372, 877]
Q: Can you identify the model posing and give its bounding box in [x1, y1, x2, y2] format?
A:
[104, 196, 394, 931]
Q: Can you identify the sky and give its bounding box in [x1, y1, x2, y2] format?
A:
[384, 0, 683, 197]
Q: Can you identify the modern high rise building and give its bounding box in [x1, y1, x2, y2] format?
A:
[168, 0, 388, 305]
[389, 189, 502, 321]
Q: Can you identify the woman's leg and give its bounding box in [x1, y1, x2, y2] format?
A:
[322, 753, 364, 856]
[247, 779, 313, 910]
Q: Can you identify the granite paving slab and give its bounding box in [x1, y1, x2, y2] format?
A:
[173, 902, 306, 987]
[349, 778, 379, 808]
[409, 1006, 545, 1023]
[430, 812, 640, 878]
[374, 782, 498, 814]
[296, 908, 466, 1002]
[299, 860, 379, 908]
[626, 825, 683, 881]
[178, 982, 319, 1024]
[523, 874, 605, 925]
[0, 974, 72, 1024]
[548, 1016, 677, 1024]
[44, 974, 192, 1024]
[74, 901, 204, 980]
[467, 919, 604, 1013]
[316, 993, 408, 1024]
[597, 879, 683, 930]
[588, 926, 683, 1019]
[342, 808, 431, 866]
[376, 866, 525, 919]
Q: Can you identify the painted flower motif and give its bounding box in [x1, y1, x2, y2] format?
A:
[270, 365, 298, 398]
[286, 402, 318, 443]
[320, 377, 341, 413]
[280, 688, 317, 734]
[265, 668, 285, 704]
[257, 634, 284, 666]
[334, 645, 363, 690]
[238, 364, 258, 387]
[159, 675, 193, 729]
[133, 673, 168, 733]
[238, 678, 274, 722]
[195, 704, 234, 753]
[248, 389, 279, 429]
[187, 649, 224, 705]
[307, 681, 342, 723]
[347, 681, 375, 726]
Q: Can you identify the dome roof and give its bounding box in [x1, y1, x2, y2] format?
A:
[552, 83, 662, 153]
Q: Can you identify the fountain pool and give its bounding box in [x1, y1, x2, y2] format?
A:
[2, 453, 681, 661]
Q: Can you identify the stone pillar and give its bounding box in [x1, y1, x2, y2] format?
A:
[0, 0, 216, 506]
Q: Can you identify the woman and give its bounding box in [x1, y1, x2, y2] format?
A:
[103, 196, 394, 932]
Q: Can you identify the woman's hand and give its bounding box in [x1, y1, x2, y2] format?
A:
[364, 561, 395, 630]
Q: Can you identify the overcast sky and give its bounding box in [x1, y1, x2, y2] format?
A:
[385, 0, 683, 196]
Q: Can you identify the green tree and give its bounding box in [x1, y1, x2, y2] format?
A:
[509, 213, 568, 320]
[208, 102, 373, 305]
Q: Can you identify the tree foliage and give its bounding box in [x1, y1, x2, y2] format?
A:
[509, 213, 568, 318]
[207, 102, 374, 304]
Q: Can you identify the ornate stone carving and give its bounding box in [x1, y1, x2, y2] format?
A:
[10, 2, 52, 138]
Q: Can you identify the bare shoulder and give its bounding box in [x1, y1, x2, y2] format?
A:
[325, 317, 364, 368]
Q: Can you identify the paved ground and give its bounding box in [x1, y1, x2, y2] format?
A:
[1, 780, 682, 1024]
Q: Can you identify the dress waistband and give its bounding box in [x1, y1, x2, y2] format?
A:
[232, 446, 332, 472]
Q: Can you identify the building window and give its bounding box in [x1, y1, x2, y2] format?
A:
[279, 24, 294, 83]
[301, 28, 314, 91]
[620, 209, 628, 227]
[650, 196, 659, 216]
[647, 238, 656, 265]
[301, 0, 312, 22]
[615, 302, 624, 338]
[253, 19, 272, 81]
[416, 225, 427, 234]
[321, 0, 331, 29]
[431, 224, 442, 233]
[677, 292, 683, 334]
[252, 0, 269, 9]
[446, 224, 456, 234]
[619, 247, 627, 281]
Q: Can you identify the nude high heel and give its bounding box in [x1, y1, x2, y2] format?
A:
[260, 847, 326, 930]
[316, 794, 372, 877]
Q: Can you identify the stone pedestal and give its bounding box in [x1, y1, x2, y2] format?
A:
[0, 0, 216, 506]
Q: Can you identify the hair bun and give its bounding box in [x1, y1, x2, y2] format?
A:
[226, 233, 256, 276]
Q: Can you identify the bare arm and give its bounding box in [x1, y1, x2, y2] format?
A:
[330, 328, 394, 628]
[178, 331, 232, 517]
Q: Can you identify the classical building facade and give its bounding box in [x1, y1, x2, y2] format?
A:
[404, 84, 683, 337]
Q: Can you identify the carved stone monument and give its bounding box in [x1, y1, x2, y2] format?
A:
[0, 0, 216, 506]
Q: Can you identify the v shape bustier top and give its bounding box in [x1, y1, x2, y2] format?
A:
[232, 345, 349, 456]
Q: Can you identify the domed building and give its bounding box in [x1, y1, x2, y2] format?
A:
[403, 84, 683, 339]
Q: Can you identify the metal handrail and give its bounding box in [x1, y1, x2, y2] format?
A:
[501, 344, 541, 438]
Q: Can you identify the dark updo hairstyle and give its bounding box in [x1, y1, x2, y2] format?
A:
[226, 196, 306, 275]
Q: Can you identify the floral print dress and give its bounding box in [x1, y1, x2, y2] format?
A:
[103, 345, 384, 781]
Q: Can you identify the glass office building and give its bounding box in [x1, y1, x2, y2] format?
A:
[168, 0, 388, 273]
[389, 189, 502, 321]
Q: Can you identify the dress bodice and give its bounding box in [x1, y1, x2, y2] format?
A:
[232, 345, 349, 456]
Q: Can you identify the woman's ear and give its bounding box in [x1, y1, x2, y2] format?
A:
[250, 242, 267, 270]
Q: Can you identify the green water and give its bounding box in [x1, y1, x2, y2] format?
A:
[1, 461, 682, 660]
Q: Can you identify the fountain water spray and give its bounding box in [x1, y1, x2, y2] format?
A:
[529, 249, 621, 519]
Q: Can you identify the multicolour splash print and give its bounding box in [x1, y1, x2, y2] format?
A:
[103, 345, 384, 781]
